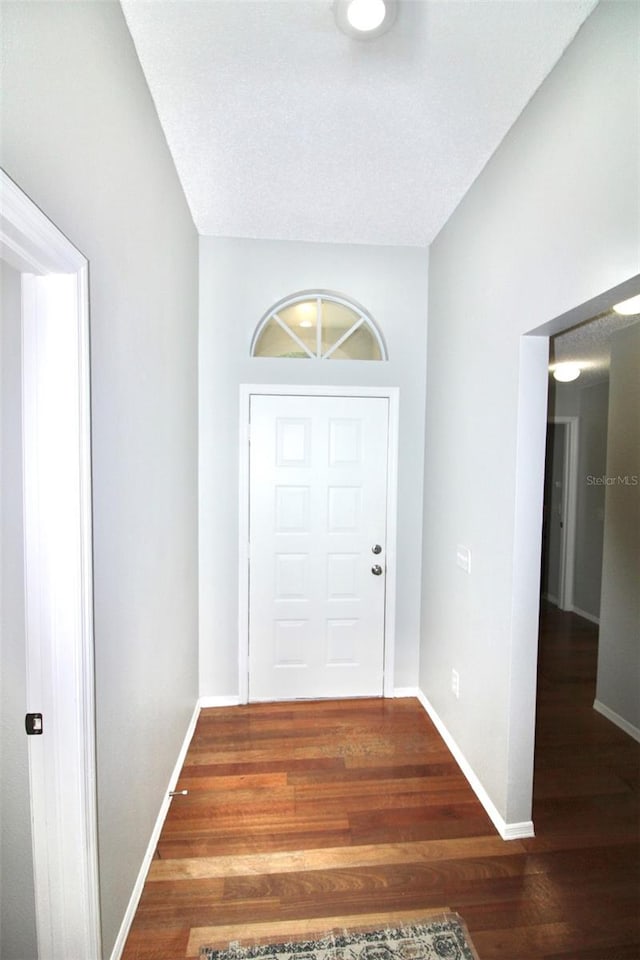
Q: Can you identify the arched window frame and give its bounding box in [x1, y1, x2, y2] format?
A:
[250, 289, 388, 361]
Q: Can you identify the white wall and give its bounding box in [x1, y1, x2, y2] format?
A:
[0, 3, 199, 954]
[1, 262, 38, 960]
[421, 0, 639, 829]
[199, 237, 428, 696]
[596, 322, 640, 734]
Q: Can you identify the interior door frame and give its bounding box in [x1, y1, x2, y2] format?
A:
[0, 170, 102, 957]
[239, 383, 399, 703]
[547, 416, 578, 611]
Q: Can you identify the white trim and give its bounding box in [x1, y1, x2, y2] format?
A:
[506, 334, 549, 835]
[322, 315, 365, 361]
[0, 172, 84, 275]
[593, 699, 640, 743]
[382, 392, 399, 699]
[496, 819, 536, 841]
[238, 384, 399, 704]
[238, 386, 251, 704]
[316, 297, 322, 358]
[199, 695, 242, 708]
[1, 170, 102, 959]
[109, 701, 201, 960]
[570, 605, 600, 626]
[415, 690, 535, 841]
[272, 311, 315, 359]
[392, 687, 420, 699]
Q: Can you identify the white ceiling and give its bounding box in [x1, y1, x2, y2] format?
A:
[122, 0, 597, 247]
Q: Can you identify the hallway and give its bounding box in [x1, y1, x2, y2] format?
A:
[122, 606, 639, 959]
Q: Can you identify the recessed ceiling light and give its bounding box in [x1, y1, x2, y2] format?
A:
[612, 293, 640, 316]
[334, 0, 398, 39]
[348, 0, 386, 31]
[552, 362, 581, 383]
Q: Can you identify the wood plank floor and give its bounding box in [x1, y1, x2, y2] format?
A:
[122, 604, 640, 959]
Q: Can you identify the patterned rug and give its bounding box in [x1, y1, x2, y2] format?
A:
[200, 915, 480, 960]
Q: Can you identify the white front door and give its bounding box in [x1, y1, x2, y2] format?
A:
[249, 394, 389, 701]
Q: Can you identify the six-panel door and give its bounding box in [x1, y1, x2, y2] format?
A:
[249, 394, 389, 701]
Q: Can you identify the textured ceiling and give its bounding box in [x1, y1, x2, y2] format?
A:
[122, 0, 596, 247]
[551, 311, 640, 386]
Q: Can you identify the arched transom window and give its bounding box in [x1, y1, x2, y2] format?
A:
[251, 291, 387, 361]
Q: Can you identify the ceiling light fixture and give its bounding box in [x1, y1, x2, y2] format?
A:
[348, 0, 386, 31]
[296, 302, 316, 328]
[612, 293, 640, 316]
[334, 0, 398, 39]
[552, 362, 581, 383]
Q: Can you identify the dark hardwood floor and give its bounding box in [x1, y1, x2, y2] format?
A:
[122, 604, 639, 959]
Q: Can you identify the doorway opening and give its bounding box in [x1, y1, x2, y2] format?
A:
[513, 271, 640, 835]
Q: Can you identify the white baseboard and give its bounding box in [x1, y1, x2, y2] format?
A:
[593, 699, 640, 743]
[415, 690, 534, 842]
[497, 819, 535, 840]
[109, 700, 201, 960]
[199, 694, 242, 708]
[570, 605, 600, 625]
[393, 686, 421, 699]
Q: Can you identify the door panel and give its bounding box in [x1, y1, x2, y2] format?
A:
[249, 394, 388, 701]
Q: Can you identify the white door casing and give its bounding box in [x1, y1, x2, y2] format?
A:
[0, 170, 101, 957]
[239, 385, 398, 703]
